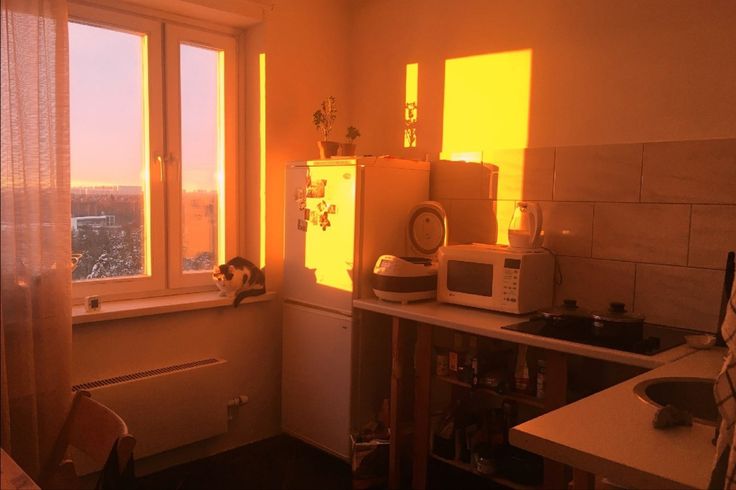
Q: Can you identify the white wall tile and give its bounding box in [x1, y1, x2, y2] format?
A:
[689, 205, 736, 269]
[486, 147, 555, 201]
[635, 264, 724, 332]
[554, 143, 642, 202]
[592, 203, 690, 265]
[539, 201, 594, 257]
[554, 256, 636, 312]
[641, 138, 736, 204]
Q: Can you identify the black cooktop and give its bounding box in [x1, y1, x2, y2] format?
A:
[501, 319, 690, 356]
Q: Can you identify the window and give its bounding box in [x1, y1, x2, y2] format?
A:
[69, 4, 238, 301]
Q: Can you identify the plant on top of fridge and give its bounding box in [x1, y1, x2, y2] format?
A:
[345, 126, 360, 143]
[313, 96, 337, 141]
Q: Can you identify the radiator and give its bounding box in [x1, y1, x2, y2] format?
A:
[72, 358, 229, 461]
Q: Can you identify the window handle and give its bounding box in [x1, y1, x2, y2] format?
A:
[156, 153, 175, 181]
[157, 155, 164, 181]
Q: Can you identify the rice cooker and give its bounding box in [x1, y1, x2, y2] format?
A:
[372, 201, 447, 303]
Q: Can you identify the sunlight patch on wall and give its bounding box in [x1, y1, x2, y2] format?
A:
[259, 52, 266, 268]
[141, 34, 152, 276]
[404, 63, 418, 148]
[216, 49, 227, 264]
[440, 49, 532, 245]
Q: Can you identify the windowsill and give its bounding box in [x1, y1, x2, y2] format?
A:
[72, 290, 276, 325]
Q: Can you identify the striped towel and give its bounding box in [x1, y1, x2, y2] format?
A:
[712, 280, 736, 490]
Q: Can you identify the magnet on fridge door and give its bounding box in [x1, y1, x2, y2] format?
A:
[297, 219, 308, 232]
[319, 212, 331, 230]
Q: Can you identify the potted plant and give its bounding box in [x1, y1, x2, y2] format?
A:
[340, 126, 360, 156]
[313, 96, 339, 158]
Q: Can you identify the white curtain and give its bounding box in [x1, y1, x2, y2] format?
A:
[0, 0, 72, 480]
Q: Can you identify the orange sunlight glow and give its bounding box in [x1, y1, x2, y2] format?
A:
[303, 160, 355, 292]
[216, 49, 227, 264]
[259, 52, 266, 269]
[440, 49, 532, 245]
[141, 34, 152, 275]
[404, 63, 418, 148]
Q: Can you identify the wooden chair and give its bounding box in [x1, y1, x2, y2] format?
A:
[40, 391, 136, 490]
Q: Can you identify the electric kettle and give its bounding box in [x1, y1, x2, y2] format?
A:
[508, 201, 543, 250]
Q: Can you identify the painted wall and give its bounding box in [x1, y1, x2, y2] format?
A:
[348, 0, 736, 157]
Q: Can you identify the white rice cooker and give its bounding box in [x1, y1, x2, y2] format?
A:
[372, 201, 447, 303]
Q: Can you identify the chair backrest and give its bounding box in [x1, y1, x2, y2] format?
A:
[41, 391, 135, 489]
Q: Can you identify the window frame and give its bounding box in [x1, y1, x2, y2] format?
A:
[68, 2, 239, 303]
[164, 24, 239, 289]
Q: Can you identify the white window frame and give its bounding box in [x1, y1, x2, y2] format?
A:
[69, 2, 239, 303]
[164, 25, 238, 289]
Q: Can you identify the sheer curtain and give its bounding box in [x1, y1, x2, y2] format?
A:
[0, 0, 72, 480]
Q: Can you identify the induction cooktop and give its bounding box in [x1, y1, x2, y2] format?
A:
[500, 319, 691, 356]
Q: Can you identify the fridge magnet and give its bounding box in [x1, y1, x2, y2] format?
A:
[310, 210, 319, 225]
[304, 208, 310, 220]
[294, 188, 304, 201]
[328, 204, 337, 214]
[297, 199, 306, 211]
[306, 179, 326, 198]
[319, 212, 331, 230]
[317, 200, 327, 212]
[297, 219, 308, 232]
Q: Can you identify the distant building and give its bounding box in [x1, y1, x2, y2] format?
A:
[71, 215, 116, 231]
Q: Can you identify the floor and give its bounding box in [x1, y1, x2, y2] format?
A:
[136, 434, 506, 490]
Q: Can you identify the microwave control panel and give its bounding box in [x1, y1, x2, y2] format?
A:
[502, 258, 522, 303]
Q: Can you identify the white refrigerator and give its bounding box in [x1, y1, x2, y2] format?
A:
[282, 157, 429, 459]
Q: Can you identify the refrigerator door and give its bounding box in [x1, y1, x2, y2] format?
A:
[284, 162, 357, 315]
[282, 302, 352, 460]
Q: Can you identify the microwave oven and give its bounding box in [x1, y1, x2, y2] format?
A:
[437, 244, 554, 314]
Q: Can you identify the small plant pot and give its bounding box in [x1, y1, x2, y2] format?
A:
[317, 140, 340, 159]
[339, 143, 357, 156]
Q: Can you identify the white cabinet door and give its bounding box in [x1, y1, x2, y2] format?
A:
[282, 302, 352, 459]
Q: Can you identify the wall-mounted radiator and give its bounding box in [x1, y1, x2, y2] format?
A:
[72, 358, 229, 461]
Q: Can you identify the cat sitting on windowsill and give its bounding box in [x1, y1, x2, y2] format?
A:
[212, 256, 266, 307]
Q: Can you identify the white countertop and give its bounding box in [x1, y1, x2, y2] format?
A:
[510, 348, 724, 489]
[353, 299, 696, 369]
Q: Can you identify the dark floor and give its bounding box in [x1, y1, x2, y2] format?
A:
[136, 434, 506, 490]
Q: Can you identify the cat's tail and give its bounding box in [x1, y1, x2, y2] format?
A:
[233, 286, 266, 307]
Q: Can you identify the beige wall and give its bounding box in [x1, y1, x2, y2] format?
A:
[349, 0, 736, 157]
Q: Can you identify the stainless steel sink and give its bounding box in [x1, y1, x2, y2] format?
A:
[634, 377, 718, 426]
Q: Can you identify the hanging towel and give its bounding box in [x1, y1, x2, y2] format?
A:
[710, 282, 736, 490]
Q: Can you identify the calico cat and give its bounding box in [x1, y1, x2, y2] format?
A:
[212, 256, 266, 307]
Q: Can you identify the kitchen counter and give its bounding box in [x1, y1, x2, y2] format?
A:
[510, 348, 724, 489]
[353, 299, 696, 369]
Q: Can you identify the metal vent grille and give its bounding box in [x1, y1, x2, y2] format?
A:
[72, 358, 220, 392]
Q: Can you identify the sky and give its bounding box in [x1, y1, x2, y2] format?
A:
[69, 22, 218, 191]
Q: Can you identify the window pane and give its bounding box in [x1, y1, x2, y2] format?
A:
[180, 44, 222, 272]
[69, 22, 147, 281]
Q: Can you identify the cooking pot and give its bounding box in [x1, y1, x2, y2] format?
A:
[537, 299, 593, 340]
[591, 302, 644, 348]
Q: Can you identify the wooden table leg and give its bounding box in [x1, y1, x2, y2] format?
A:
[412, 323, 432, 490]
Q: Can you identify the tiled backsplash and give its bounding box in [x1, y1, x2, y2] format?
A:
[431, 137, 736, 333]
